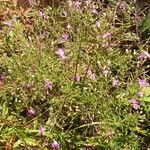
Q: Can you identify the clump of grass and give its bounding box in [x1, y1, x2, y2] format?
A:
[0, 0, 150, 149]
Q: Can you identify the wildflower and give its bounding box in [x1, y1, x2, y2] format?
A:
[56, 48, 66, 60]
[38, 126, 45, 135]
[104, 43, 111, 50]
[24, 83, 32, 89]
[51, 140, 60, 149]
[92, 8, 98, 14]
[138, 79, 147, 87]
[96, 21, 101, 28]
[27, 108, 35, 117]
[130, 98, 140, 110]
[74, 1, 81, 7]
[137, 52, 150, 61]
[62, 33, 69, 40]
[28, 0, 35, 5]
[103, 66, 109, 77]
[103, 32, 111, 39]
[137, 91, 144, 97]
[3, 21, 12, 27]
[37, 11, 48, 19]
[44, 81, 52, 90]
[63, 11, 68, 16]
[72, 75, 80, 82]
[66, 24, 71, 29]
[0, 75, 5, 81]
[112, 78, 120, 87]
[87, 69, 96, 81]
[118, 2, 126, 11]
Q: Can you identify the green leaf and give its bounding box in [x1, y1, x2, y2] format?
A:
[141, 11, 150, 32]
[2, 103, 8, 117]
[143, 97, 150, 103]
[142, 87, 150, 97]
[24, 138, 37, 146]
[121, 32, 140, 42]
[13, 140, 22, 148]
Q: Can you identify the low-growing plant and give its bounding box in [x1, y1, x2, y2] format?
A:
[0, 0, 150, 149]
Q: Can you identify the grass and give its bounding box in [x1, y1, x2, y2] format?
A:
[0, 0, 150, 149]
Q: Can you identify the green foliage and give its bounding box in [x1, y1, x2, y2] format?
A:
[0, 0, 149, 149]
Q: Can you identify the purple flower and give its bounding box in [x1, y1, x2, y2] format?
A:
[37, 11, 47, 19]
[62, 33, 69, 40]
[38, 126, 45, 135]
[72, 75, 80, 82]
[56, 48, 66, 60]
[118, 2, 126, 11]
[130, 98, 136, 104]
[137, 91, 144, 97]
[66, 24, 71, 29]
[74, 1, 81, 7]
[104, 43, 111, 50]
[0, 75, 5, 81]
[24, 83, 32, 90]
[44, 81, 52, 90]
[27, 108, 35, 117]
[3, 21, 12, 27]
[96, 21, 101, 28]
[133, 103, 139, 110]
[28, 0, 35, 5]
[138, 79, 147, 87]
[130, 98, 140, 110]
[103, 32, 111, 39]
[112, 78, 120, 87]
[92, 8, 98, 14]
[63, 11, 68, 16]
[87, 69, 96, 80]
[138, 52, 149, 61]
[51, 140, 60, 149]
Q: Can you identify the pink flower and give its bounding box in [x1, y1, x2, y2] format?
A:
[133, 103, 139, 110]
[137, 91, 144, 97]
[37, 11, 48, 19]
[74, 1, 81, 7]
[38, 126, 45, 135]
[27, 108, 35, 117]
[72, 75, 80, 82]
[103, 32, 111, 39]
[3, 21, 12, 27]
[51, 140, 60, 149]
[137, 52, 149, 61]
[104, 43, 111, 50]
[62, 33, 69, 40]
[87, 69, 96, 80]
[92, 9, 98, 14]
[66, 24, 71, 29]
[130, 98, 140, 110]
[138, 79, 147, 87]
[28, 0, 35, 5]
[63, 11, 68, 16]
[96, 21, 101, 28]
[118, 2, 126, 11]
[112, 78, 120, 87]
[56, 48, 66, 60]
[44, 81, 52, 90]
[24, 83, 32, 89]
[0, 75, 5, 81]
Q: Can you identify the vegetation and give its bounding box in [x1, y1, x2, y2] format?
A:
[0, 0, 150, 149]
